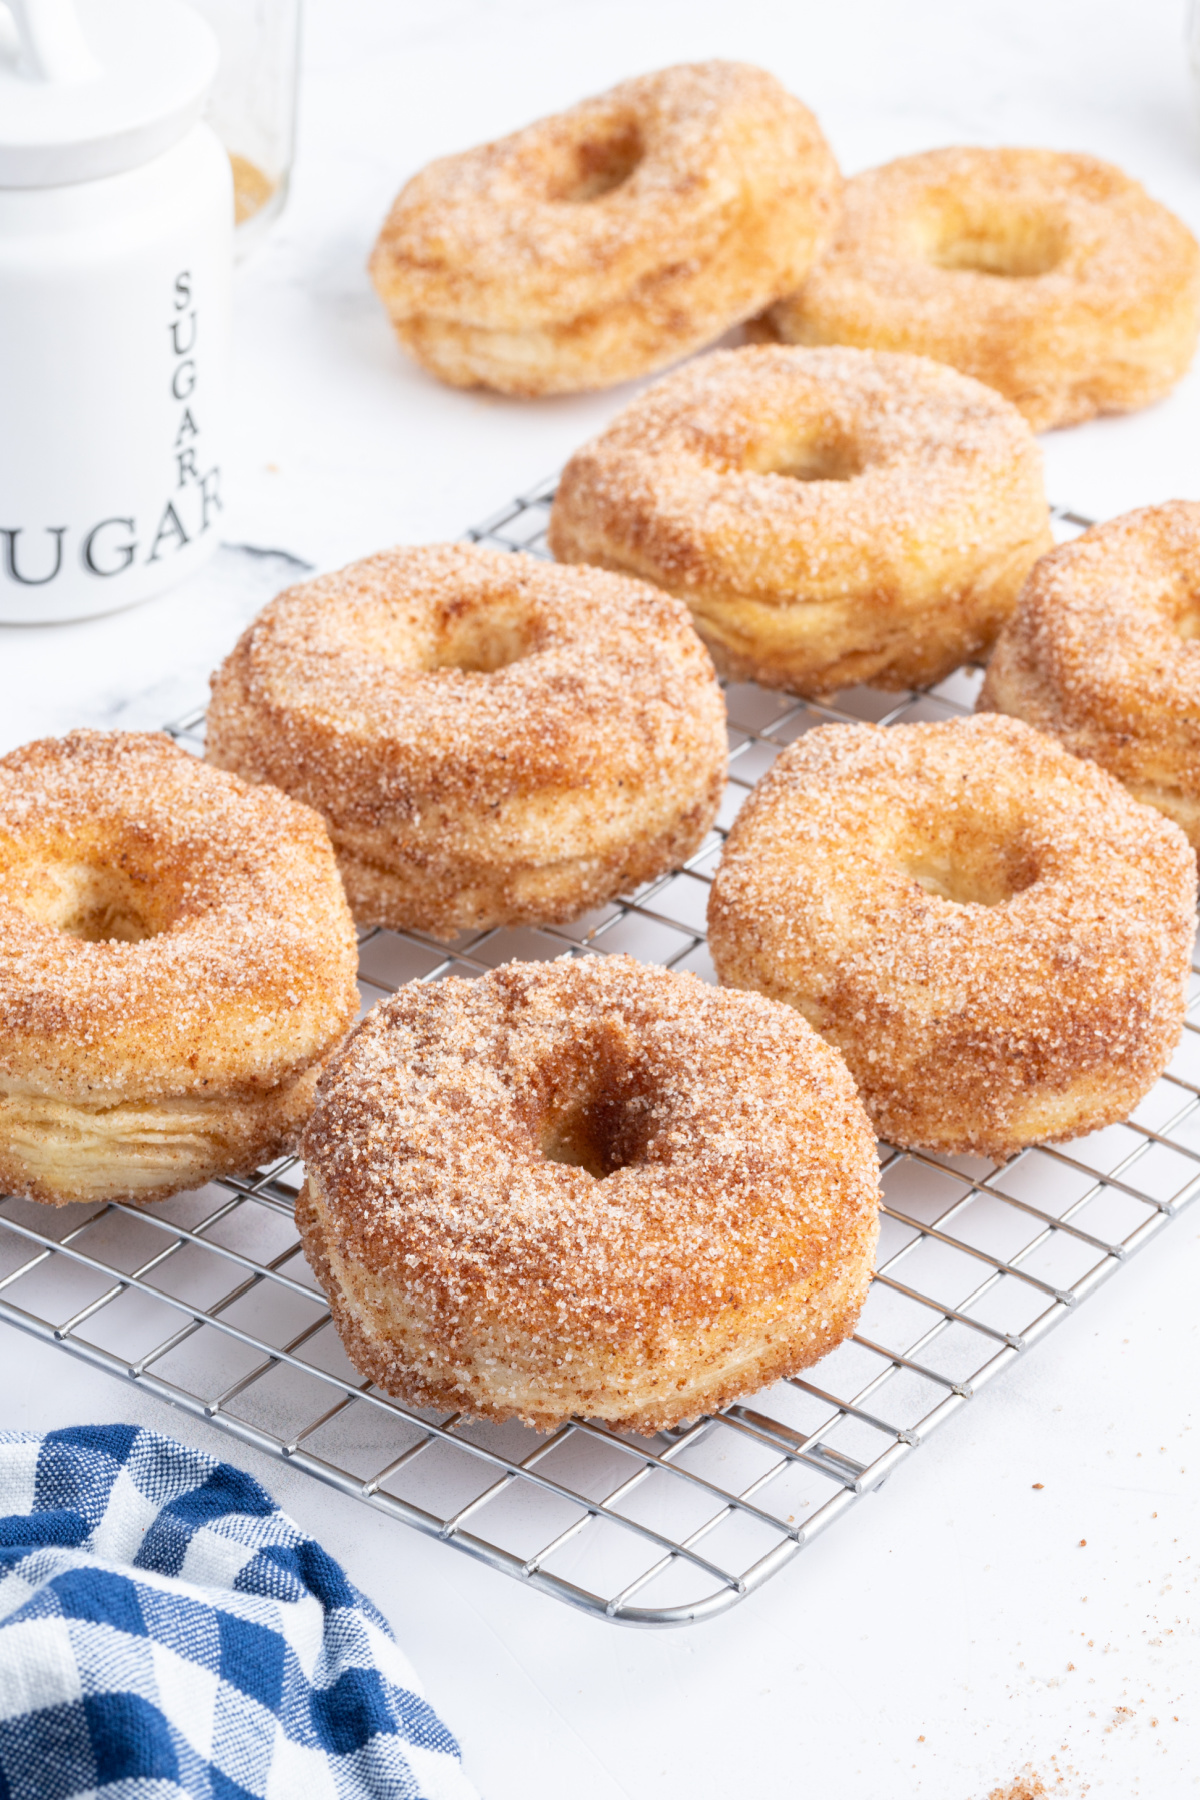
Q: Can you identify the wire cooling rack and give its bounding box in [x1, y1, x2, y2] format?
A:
[2, 482, 1198, 1628]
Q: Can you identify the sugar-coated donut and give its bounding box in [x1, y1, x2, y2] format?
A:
[708, 716, 1195, 1159]
[548, 345, 1052, 695]
[979, 502, 1200, 851]
[206, 544, 727, 938]
[0, 731, 359, 1207]
[369, 61, 841, 396]
[763, 148, 1200, 432]
[296, 955, 880, 1434]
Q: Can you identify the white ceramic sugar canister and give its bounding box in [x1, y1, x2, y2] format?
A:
[0, 0, 232, 623]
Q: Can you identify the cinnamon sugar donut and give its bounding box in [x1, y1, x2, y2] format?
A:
[763, 148, 1200, 432]
[206, 544, 726, 937]
[548, 345, 1052, 695]
[296, 955, 881, 1434]
[0, 731, 358, 1207]
[708, 716, 1195, 1158]
[369, 61, 841, 396]
[979, 502, 1200, 851]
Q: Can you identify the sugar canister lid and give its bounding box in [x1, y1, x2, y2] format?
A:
[0, 0, 220, 187]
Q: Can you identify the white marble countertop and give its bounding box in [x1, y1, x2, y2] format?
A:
[3, 2, 1199, 1795]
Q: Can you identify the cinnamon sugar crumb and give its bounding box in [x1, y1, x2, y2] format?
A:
[987, 1771, 1047, 1800]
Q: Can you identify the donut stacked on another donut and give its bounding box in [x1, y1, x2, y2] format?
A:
[369, 61, 841, 396]
[206, 544, 727, 938]
[763, 148, 1200, 432]
[548, 344, 1052, 695]
[979, 502, 1200, 853]
[707, 715, 1195, 1159]
[0, 731, 359, 1207]
[297, 955, 881, 1435]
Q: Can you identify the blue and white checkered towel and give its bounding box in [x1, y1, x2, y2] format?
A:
[0, 1425, 477, 1799]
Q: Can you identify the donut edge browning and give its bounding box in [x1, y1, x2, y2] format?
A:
[687, 532, 1044, 695]
[297, 1169, 876, 1435]
[330, 780, 723, 937]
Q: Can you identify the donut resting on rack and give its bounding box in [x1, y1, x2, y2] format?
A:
[548, 344, 1052, 695]
[707, 715, 1196, 1159]
[979, 501, 1200, 853]
[205, 543, 727, 938]
[0, 731, 359, 1207]
[296, 955, 881, 1435]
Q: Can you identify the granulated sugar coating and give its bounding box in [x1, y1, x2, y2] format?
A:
[0, 730, 358, 1206]
[207, 543, 727, 939]
[548, 344, 1052, 694]
[986, 1771, 1048, 1800]
[298, 955, 881, 1434]
[708, 714, 1196, 1159]
[980, 501, 1200, 852]
[765, 147, 1200, 432]
[368, 60, 840, 395]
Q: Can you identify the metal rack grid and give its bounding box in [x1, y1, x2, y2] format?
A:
[2, 481, 1198, 1628]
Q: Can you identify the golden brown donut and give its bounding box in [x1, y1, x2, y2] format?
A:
[707, 716, 1195, 1159]
[0, 731, 359, 1207]
[548, 344, 1052, 695]
[763, 148, 1200, 432]
[296, 955, 881, 1434]
[979, 502, 1200, 851]
[206, 544, 727, 938]
[369, 61, 841, 396]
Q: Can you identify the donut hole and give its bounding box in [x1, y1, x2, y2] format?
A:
[748, 431, 864, 484]
[903, 845, 1036, 908]
[352, 602, 543, 676]
[15, 863, 159, 943]
[555, 125, 644, 203]
[541, 1094, 630, 1179]
[927, 212, 1065, 279]
[428, 609, 542, 674]
[538, 1029, 655, 1178]
[761, 441, 863, 483]
[1172, 594, 1200, 641]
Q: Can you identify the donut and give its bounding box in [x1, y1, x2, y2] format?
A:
[0, 731, 359, 1208]
[368, 61, 841, 396]
[707, 715, 1195, 1158]
[296, 955, 881, 1434]
[979, 502, 1200, 851]
[762, 148, 1200, 432]
[205, 544, 727, 937]
[547, 344, 1052, 695]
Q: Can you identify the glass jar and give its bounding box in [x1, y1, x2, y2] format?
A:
[0, 0, 232, 623]
[188, 0, 301, 255]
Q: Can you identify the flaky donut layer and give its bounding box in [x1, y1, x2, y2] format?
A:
[764, 148, 1200, 432]
[979, 503, 1200, 851]
[708, 716, 1195, 1158]
[0, 731, 359, 1207]
[206, 545, 727, 937]
[548, 345, 1052, 694]
[369, 61, 841, 395]
[297, 956, 880, 1434]
[0, 1067, 320, 1208]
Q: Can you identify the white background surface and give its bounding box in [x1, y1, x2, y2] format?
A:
[3, 2, 1199, 1795]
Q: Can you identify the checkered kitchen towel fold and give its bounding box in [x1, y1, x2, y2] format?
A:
[0, 1425, 477, 1800]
